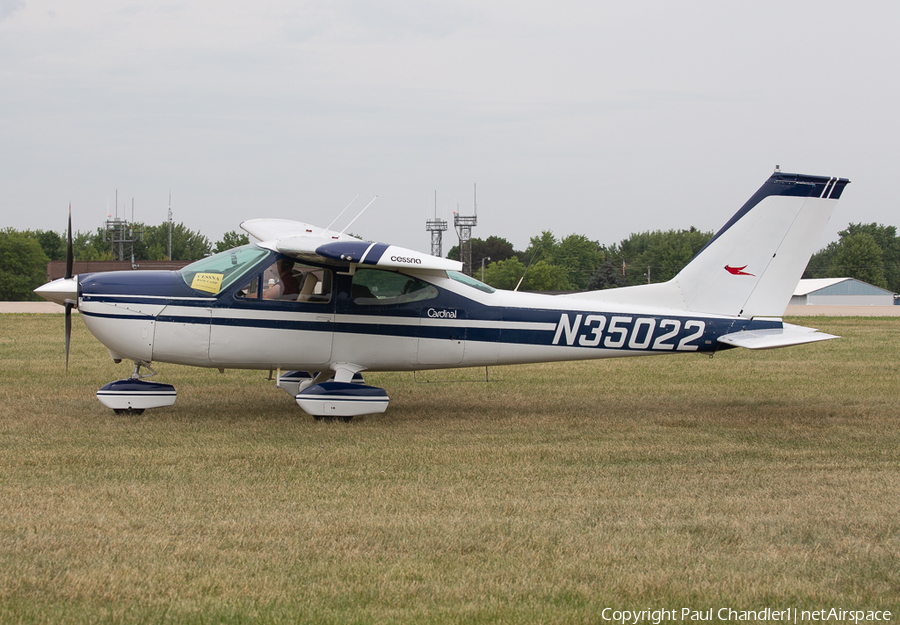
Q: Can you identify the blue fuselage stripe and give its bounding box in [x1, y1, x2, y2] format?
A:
[82, 303, 773, 353]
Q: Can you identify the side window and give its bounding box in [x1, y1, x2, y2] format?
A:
[351, 268, 438, 305]
[236, 276, 260, 300]
[237, 259, 332, 303]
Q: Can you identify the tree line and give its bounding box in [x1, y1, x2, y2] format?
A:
[0, 223, 248, 301]
[450, 222, 900, 294]
[2, 220, 899, 301]
[803, 223, 900, 293]
[450, 227, 716, 291]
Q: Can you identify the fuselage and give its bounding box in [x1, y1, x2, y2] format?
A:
[75, 245, 773, 374]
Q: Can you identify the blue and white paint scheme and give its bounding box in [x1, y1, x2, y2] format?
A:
[35, 170, 850, 420]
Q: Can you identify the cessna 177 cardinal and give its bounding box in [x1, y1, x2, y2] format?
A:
[36, 170, 849, 421]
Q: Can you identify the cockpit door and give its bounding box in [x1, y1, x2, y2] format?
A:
[209, 260, 335, 368]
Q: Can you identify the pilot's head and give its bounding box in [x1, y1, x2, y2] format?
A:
[277, 259, 294, 276]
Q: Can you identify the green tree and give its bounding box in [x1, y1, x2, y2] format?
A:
[828, 232, 888, 289]
[0, 230, 49, 301]
[447, 236, 521, 264]
[133, 222, 211, 261]
[587, 257, 627, 290]
[33, 230, 66, 261]
[6, 229, 67, 262]
[72, 229, 112, 261]
[611, 227, 712, 286]
[554, 234, 604, 290]
[482, 257, 571, 291]
[805, 222, 900, 292]
[214, 230, 250, 253]
[482, 257, 526, 290]
[524, 260, 572, 291]
[837, 223, 899, 292]
[804, 241, 837, 281]
[523, 231, 559, 267]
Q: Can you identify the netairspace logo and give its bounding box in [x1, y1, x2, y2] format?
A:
[600, 607, 892, 624]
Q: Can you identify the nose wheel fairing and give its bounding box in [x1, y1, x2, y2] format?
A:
[96, 379, 177, 415]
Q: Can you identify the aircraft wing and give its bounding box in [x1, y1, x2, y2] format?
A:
[241, 218, 463, 272]
[717, 322, 839, 350]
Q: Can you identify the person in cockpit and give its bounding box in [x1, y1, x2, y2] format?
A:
[263, 259, 300, 300]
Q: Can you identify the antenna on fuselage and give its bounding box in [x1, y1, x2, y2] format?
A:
[326, 193, 361, 231]
[339, 196, 378, 236]
[514, 243, 542, 292]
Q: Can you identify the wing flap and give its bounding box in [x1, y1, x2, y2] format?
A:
[717, 322, 839, 350]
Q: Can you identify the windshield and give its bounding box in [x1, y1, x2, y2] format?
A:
[180, 245, 270, 295]
[448, 271, 495, 294]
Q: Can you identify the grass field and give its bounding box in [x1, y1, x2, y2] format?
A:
[0, 314, 898, 623]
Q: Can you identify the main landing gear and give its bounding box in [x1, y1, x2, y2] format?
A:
[96, 361, 177, 416]
[276, 367, 390, 423]
[95, 362, 389, 422]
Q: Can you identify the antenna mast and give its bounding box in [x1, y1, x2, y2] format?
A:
[104, 189, 135, 261]
[425, 190, 448, 257]
[453, 183, 478, 275]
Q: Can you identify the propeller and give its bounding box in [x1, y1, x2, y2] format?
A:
[32, 205, 79, 371]
[64, 205, 74, 371]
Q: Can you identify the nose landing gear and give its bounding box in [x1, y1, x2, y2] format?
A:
[96, 361, 176, 415]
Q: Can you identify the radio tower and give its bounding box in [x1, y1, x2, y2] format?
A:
[454, 184, 478, 275]
[104, 190, 138, 261]
[425, 191, 448, 257]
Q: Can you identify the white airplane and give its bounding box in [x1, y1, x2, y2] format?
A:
[36, 170, 849, 421]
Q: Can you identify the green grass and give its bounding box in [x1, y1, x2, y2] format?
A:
[0, 314, 898, 623]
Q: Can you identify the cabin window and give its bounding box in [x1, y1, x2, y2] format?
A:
[236, 276, 261, 299]
[351, 268, 438, 305]
[448, 271, 495, 294]
[181, 245, 270, 296]
[237, 258, 332, 303]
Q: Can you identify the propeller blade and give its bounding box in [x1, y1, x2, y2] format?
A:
[65, 302, 72, 372]
[65, 205, 74, 371]
[65, 204, 73, 280]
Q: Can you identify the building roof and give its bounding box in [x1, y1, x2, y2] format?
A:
[794, 278, 895, 297]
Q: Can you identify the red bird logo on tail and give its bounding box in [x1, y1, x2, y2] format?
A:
[724, 265, 755, 276]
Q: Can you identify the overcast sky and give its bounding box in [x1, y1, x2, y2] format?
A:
[2, 1, 897, 255]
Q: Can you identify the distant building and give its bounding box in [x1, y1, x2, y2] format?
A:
[791, 278, 896, 306]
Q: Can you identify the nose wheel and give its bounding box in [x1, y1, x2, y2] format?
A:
[313, 415, 354, 423]
[96, 361, 176, 415]
[113, 408, 145, 416]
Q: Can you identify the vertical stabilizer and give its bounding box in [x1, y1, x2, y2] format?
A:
[565, 171, 850, 318]
[675, 172, 849, 317]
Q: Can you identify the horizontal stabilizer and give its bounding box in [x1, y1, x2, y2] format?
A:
[717, 323, 839, 350]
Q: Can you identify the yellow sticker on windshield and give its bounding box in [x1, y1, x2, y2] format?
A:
[191, 272, 223, 294]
